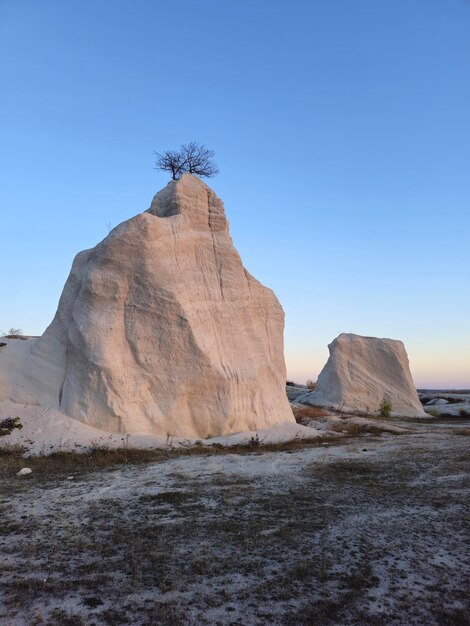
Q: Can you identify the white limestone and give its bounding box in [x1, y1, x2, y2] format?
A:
[299, 333, 427, 417]
[17, 468, 32, 476]
[0, 175, 294, 438]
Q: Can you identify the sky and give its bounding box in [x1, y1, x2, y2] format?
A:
[1, 0, 469, 388]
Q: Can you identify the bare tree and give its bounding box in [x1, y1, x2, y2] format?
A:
[154, 142, 218, 180]
[180, 142, 219, 177]
[154, 149, 185, 180]
[1, 328, 23, 337]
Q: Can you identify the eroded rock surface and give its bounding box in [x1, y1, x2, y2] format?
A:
[298, 333, 427, 417]
[0, 175, 294, 437]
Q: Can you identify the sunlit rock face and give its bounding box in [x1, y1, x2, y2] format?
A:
[298, 333, 426, 417]
[0, 174, 294, 437]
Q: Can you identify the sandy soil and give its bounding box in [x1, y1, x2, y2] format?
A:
[1, 420, 469, 625]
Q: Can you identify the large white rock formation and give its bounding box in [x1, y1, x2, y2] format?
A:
[0, 174, 294, 437]
[298, 333, 426, 417]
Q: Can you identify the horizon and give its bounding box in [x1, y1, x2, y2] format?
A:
[1, 1, 469, 388]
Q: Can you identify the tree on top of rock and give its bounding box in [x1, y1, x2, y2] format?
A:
[154, 142, 219, 180]
[153, 149, 185, 181]
[181, 142, 219, 177]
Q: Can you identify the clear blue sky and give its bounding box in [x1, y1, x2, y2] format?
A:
[1, 0, 469, 387]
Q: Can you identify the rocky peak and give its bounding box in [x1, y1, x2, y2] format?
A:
[146, 173, 228, 232]
[0, 175, 293, 437]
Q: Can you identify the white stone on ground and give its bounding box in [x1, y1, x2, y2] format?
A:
[17, 468, 32, 476]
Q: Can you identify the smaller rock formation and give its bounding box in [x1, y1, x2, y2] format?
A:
[286, 383, 308, 402]
[297, 333, 427, 417]
[426, 398, 449, 406]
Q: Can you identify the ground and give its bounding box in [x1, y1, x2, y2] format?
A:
[1, 420, 469, 626]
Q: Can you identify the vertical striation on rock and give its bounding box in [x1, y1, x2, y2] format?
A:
[299, 333, 427, 417]
[0, 174, 294, 437]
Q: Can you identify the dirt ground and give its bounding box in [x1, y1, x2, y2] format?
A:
[1, 420, 469, 626]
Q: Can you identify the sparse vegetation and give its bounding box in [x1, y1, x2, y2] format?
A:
[0, 437, 334, 484]
[292, 404, 328, 423]
[306, 379, 316, 390]
[1, 428, 468, 626]
[249, 433, 261, 447]
[330, 421, 373, 436]
[1, 327, 23, 337]
[454, 428, 470, 436]
[0, 417, 23, 437]
[379, 398, 392, 417]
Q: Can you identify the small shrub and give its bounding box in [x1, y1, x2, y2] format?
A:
[89, 436, 112, 451]
[306, 379, 316, 390]
[0, 417, 23, 437]
[249, 434, 261, 447]
[379, 398, 391, 418]
[459, 408, 469, 418]
[1, 327, 23, 336]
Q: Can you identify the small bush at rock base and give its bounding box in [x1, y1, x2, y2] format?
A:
[379, 399, 392, 418]
[0, 417, 23, 437]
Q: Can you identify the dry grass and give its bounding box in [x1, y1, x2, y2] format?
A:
[1, 431, 469, 626]
[330, 421, 385, 436]
[0, 446, 168, 482]
[453, 428, 470, 436]
[292, 404, 329, 422]
[0, 437, 337, 487]
[420, 411, 470, 421]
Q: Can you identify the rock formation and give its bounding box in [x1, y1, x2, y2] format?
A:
[0, 174, 294, 437]
[297, 333, 426, 417]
